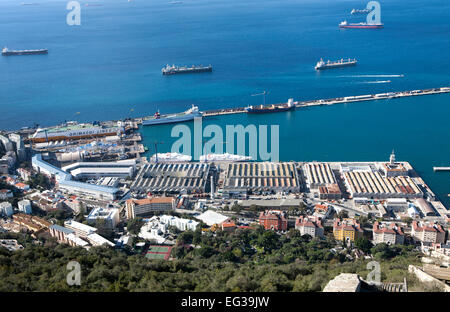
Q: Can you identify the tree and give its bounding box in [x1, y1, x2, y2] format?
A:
[354, 237, 373, 253]
[231, 203, 242, 213]
[337, 210, 349, 219]
[127, 217, 144, 235]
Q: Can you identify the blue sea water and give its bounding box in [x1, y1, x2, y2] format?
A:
[0, 0, 449, 207]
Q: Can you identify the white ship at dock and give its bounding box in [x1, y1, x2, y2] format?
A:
[30, 121, 124, 143]
[142, 105, 202, 126]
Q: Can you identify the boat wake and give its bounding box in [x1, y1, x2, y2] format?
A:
[357, 80, 392, 84]
[339, 74, 404, 78]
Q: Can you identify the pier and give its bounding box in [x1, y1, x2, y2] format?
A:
[433, 167, 450, 172]
[201, 86, 450, 117]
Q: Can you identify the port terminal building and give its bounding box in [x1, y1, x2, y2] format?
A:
[130, 163, 210, 194]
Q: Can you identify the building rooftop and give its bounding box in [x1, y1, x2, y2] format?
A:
[64, 220, 97, 234]
[49, 224, 75, 235]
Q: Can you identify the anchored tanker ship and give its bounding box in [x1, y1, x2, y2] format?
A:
[339, 20, 383, 29]
[142, 105, 202, 126]
[315, 58, 357, 70]
[162, 64, 212, 75]
[2, 47, 48, 56]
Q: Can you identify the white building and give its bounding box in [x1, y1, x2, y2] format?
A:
[64, 220, 97, 238]
[0, 202, 13, 217]
[61, 160, 136, 179]
[17, 199, 32, 214]
[385, 198, 408, 212]
[160, 215, 199, 231]
[87, 207, 120, 228]
[139, 215, 199, 243]
[32, 154, 119, 200]
[86, 233, 115, 247]
[195, 210, 228, 226]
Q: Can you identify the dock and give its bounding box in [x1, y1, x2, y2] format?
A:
[201, 86, 450, 117]
[433, 167, 450, 172]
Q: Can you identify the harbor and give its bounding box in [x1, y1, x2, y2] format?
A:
[199, 86, 450, 118]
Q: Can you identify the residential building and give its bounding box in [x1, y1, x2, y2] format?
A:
[0, 202, 13, 217]
[259, 210, 288, 231]
[372, 221, 405, 245]
[313, 204, 334, 219]
[0, 189, 13, 200]
[12, 213, 52, 233]
[333, 218, 363, 242]
[86, 233, 115, 247]
[64, 220, 97, 238]
[221, 219, 237, 232]
[49, 224, 89, 247]
[295, 216, 324, 238]
[87, 207, 120, 228]
[15, 182, 30, 191]
[17, 199, 32, 214]
[411, 221, 446, 244]
[17, 168, 32, 182]
[125, 197, 175, 219]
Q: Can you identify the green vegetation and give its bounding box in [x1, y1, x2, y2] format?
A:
[126, 217, 144, 235]
[28, 173, 51, 189]
[0, 228, 422, 292]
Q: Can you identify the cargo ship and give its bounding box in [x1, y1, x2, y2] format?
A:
[315, 58, 357, 70]
[351, 8, 371, 14]
[30, 121, 124, 143]
[245, 98, 295, 114]
[2, 47, 48, 56]
[162, 64, 212, 75]
[339, 20, 383, 29]
[142, 105, 202, 125]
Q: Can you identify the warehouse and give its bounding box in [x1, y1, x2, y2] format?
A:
[131, 163, 210, 194]
[340, 163, 422, 199]
[221, 162, 299, 195]
[303, 162, 337, 188]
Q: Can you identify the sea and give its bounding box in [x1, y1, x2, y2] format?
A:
[0, 0, 449, 207]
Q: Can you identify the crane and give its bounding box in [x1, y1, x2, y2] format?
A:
[151, 141, 164, 163]
[251, 90, 268, 107]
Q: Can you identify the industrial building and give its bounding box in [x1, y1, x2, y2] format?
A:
[61, 160, 136, 179]
[341, 163, 422, 199]
[32, 154, 119, 200]
[222, 162, 299, 196]
[303, 162, 337, 188]
[131, 163, 210, 194]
